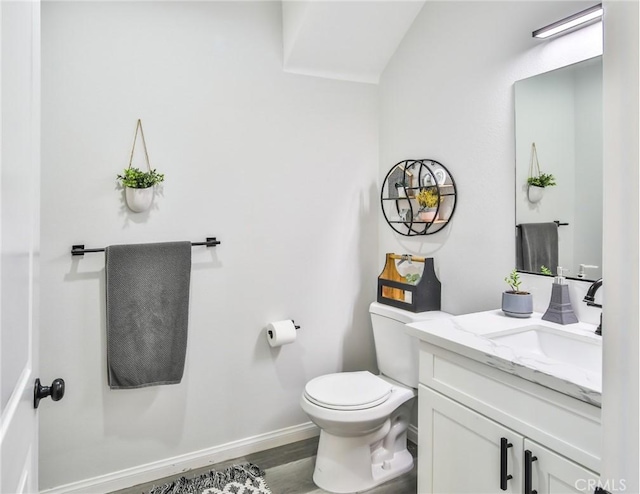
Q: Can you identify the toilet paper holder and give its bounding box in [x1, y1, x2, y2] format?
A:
[268, 320, 300, 338]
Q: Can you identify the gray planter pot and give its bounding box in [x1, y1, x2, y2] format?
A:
[502, 291, 533, 318]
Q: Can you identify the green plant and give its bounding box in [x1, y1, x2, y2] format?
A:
[117, 167, 165, 189]
[504, 269, 529, 294]
[416, 187, 441, 209]
[405, 273, 421, 285]
[527, 173, 556, 188]
[540, 265, 553, 276]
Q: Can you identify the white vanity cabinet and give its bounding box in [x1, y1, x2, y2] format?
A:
[417, 341, 601, 494]
[524, 439, 599, 494]
[420, 386, 524, 493]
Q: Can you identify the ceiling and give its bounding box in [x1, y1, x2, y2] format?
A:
[282, 1, 426, 84]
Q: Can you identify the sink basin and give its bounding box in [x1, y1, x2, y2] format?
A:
[487, 325, 601, 376]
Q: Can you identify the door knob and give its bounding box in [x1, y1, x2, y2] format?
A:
[34, 378, 65, 409]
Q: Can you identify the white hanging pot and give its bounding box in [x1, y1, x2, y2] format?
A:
[527, 185, 544, 203]
[125, 186, 154, 213]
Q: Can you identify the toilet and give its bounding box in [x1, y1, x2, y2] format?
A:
[300, 301, 451, 493]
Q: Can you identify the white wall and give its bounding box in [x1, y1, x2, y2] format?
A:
[379, 1, 602, 315]
[602, 1, 639, 491]
[39, 2, 379, 490]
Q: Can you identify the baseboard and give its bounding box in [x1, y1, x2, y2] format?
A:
[408, 423, 418, 445]
[40, 422, 320, 494]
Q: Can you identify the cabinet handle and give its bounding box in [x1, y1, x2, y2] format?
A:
[500, 437, 513, 490]
[524, 449, 538, 494]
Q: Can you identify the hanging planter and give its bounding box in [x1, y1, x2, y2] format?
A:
[526, 142, 556, 203]
[124, 186, 155, 213]
[527, 184, 545, 203]
[117, 119, 165, 213]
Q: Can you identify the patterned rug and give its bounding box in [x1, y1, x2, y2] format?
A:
[148, 463, 272, 494]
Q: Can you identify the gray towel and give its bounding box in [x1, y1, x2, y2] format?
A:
[106, 241, 191, 389]
[518, 223, 558, 274]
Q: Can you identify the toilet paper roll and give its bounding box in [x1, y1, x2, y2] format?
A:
[267, 320, 297, 347]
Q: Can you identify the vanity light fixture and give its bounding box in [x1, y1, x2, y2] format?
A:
[532, 3, 603, 39]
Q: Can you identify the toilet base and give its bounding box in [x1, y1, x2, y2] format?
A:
[311, 401, 414, 494]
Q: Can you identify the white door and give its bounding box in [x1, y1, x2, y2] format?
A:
[524, 439, 599, 494]
[419, 386, 525, 494]
[1, 1, 42, 492]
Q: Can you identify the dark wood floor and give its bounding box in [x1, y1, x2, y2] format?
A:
[112, 436, 417, 494]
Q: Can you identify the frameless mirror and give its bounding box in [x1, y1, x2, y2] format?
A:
[515, 56, 603, 281]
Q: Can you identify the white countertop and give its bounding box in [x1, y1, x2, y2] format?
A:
[405, 310, 602, 407]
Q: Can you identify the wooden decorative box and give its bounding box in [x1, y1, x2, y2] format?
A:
[377, 253, 441, 312]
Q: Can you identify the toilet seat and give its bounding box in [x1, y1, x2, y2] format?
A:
[304, 371, 392, 411]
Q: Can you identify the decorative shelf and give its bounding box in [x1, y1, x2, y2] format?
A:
[380, 159, 457, 236]
[388, 220, 449, 224]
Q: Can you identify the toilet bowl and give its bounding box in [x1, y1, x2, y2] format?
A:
[300, 302, 451, 493]
[301, 371, 416, 493]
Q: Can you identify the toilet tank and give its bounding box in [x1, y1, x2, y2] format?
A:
[369, 302, 451, 388]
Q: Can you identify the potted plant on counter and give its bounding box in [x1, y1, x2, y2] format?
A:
[502, 269, 533, 318]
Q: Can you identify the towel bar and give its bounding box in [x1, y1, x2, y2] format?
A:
[71, 237, 221, 256]
[516, 221, 568, 228]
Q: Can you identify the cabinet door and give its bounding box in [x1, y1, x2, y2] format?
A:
[419, 385, 524, 494]
[524, 439, 599, 494]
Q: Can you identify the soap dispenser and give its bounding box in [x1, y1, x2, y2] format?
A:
[542, 267, 578, 324]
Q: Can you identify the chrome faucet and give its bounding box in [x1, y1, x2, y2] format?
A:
[583, 278, 602, 335]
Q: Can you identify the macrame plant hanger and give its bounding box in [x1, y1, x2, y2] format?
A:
[123, 119, 155, 213]
[129, 119, 152, 173]
[527, 142, 544, 203]
[528, 142, 541, 182]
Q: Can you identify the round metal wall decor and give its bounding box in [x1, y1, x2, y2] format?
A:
[380, 159, 457, 236]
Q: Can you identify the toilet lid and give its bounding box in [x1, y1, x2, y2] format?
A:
[304, 371, 392, 411]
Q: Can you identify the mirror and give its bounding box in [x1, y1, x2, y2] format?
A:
[515, 56, 603, 282]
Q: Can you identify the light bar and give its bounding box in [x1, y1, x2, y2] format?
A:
[533, 3, 603, 39]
